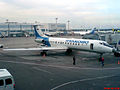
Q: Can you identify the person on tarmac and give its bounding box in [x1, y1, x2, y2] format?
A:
[101, 57, 104, 67]
[73, 56, 76, 65]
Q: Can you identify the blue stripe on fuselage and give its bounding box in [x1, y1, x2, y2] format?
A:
[33, 25, 41, 38]
[36, 36, 51, 47]
[44, 38, 51, 47]
[33, 25, 51, 47]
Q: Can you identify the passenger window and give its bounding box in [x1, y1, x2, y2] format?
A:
[5, 78, 12, 85]
[0, 80, 4, 86]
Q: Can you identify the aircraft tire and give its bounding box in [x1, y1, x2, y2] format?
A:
[65, 49, 72, 55]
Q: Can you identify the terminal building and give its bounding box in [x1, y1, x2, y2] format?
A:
[0, 22, 120, 47]
[39, 23, 66, 31]
[0, 22, 66, 37]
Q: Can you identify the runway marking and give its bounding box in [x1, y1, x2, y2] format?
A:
[33, 67, 53, 74]
[51, 75, 116, 90]
[1, 60, 120, 70]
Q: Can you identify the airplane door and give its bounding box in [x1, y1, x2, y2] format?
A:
[90, 43, 94, 50]
[0, 79, 4, 90]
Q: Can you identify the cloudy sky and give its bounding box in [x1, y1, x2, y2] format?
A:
[0, 0, 120, 28]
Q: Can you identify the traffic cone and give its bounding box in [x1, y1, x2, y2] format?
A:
[118, 60, 120, 64]
[43, 54, 46, 58]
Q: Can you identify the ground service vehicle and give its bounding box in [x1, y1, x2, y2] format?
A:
[0, 69, 15, 90]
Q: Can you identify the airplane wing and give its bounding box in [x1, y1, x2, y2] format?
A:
[3, 46, 68, 51]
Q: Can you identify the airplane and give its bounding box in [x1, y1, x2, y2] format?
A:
[44, 31, 59, 36]
[72, 28, 95, 36]
[97, 30, 113, 34]
[44, 30, 65, 36]
[3, 25, 120, 59]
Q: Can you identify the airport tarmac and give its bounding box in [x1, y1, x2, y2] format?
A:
[0, 37, 120, 90]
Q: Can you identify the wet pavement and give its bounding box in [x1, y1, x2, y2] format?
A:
[0, 37, 120, 90]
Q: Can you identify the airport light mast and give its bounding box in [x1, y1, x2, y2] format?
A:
[55, 18, 58, 31]
[67, 20, 70, 30]
[6, 19, 10, 37]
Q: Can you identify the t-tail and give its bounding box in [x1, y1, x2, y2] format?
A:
[33, 25, 51, 46]
[33, 25, 48, 39]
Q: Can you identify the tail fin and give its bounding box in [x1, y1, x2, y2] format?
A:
[33, 25, 48, 38]
[90, 27, 95, 34]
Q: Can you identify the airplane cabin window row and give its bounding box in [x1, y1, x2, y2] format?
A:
[50, 41, 88, 45]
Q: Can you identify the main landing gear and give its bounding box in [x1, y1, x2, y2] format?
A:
[65, 49, 73, 55]
[41, 51, 47, 56]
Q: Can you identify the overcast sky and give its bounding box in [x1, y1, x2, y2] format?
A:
[0, 0, 120, 28]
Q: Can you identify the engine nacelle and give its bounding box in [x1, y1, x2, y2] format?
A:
[0, 44, 3, 48]
[35, 39, 45, 43]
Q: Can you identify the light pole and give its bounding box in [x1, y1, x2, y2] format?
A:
[67, 20, 70, 30]
[55, 18, 58, 31]
[35, 21, 37, 24]
[6, 19, 10, 37]
[20, 24, 22, 31]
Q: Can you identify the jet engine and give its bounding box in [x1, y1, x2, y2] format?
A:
[35, 39, 45, 44]
[0, 44, 3, 48]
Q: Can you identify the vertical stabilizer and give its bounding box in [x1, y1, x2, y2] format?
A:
[90, 28, 95, 34]
[33, 25, 48, 38]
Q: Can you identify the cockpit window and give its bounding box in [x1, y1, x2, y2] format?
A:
[103, 42, 113, 48]
[99, 42, 113, 48]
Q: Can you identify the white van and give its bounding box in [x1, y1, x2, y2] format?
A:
[0, 69, 15, 90]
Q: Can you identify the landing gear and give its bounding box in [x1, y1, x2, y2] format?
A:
[41, 51, 47, 56]
[114, 51, 120, 57]
[65, 49, 72, 55]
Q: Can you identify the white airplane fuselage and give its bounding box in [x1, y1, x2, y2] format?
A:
[73, 31, 91, 35]
[35, 37, 113, 54]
